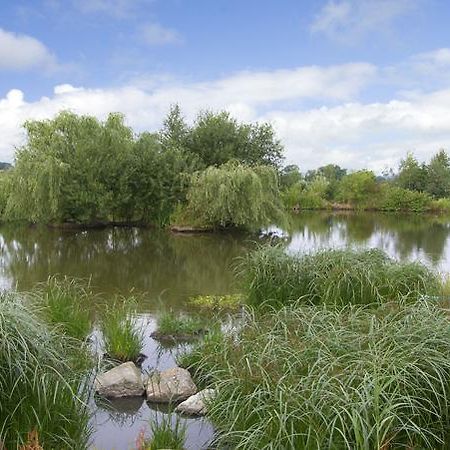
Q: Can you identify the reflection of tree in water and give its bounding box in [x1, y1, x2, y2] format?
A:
[0, 225, 254, 310]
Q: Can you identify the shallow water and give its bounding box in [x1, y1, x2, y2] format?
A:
[2, 212, 450, 449]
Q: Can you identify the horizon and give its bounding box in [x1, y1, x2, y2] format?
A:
[1, 0, 449, 171]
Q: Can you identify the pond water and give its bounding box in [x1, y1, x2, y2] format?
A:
[2, 211, 450, 449]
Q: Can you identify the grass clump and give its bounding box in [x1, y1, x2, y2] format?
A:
[189, 294, 243, 311]
[32, 275, 93, 340]
[136, 414, 186, 450]
[239, 246, 440, 308]
[101, 297, 145, 363]
[183, 301, 450, 450]
[0, 291, 91, 449]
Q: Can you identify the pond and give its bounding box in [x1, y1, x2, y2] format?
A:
[1, 211, 450, 449]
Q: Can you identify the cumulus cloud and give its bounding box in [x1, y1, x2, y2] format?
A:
[311, 0, 416, 41]
[140, 23, 183, 46]
[0, 28, 58, 71]
[1, 56, 450, 171]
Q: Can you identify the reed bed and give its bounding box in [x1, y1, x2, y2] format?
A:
[182, 301, 450, 449]
[0, 291, 92, 449]
[239, 246, 440, 308]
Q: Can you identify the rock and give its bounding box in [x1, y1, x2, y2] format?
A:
[95, 362, 144, 398]
[175, 388, 216, 416]
[146, 367, 197, 403]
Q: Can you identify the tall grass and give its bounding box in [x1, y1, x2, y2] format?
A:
[100, 297, 145, 363]
[32, 276, 93, 339]
[239, 246, 440, 308]
[0, 291, 92, 449]
[136, 414, 186, 450]
[183, 301, 450, 449]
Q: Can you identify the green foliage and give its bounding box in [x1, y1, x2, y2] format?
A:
[189, 294, 243, 311]
[185, 301, 450, 449]
[138, 414, 186, 450]
[379, 184, 432, 212]
[430, 197, 450, 212]
[337, 170, 378, 207]
[186, 110, 283, 168]
[100, 297, 145, 363]
[305, 164, 347, 199]
[0, 291, 91, 449]
[175, 162, 287, 231]
[239, 246, 440, 308]
[279, 164, 302, 189]
[397, 152, 428, 192]
[32, 276, 93, 340]
[426, 149, 450, 198]
[156, 310, 208, 336]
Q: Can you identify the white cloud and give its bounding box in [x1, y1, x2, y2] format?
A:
[73, 0, 153, 18]
[311, 0, 416, 41]
[0, 28, 57, 71]
[140, 23, 183, 46]
[1, 55, 450, 172]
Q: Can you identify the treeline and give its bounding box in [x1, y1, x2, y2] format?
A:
[281, 151, 450, 212]
[0, 107, 284, 230]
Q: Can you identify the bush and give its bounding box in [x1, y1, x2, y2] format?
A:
[239, 246, 440, 308]
[379, 185, 432, 212]
[430, 197, 450, 212]
[184, 302, 450, 449]
[173, 162, 287, 231]
[100, 297, 145, 363]
[0, 292, 91, 448]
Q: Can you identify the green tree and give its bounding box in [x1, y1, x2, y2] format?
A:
[337, 170, 378, 207]
[426, 150, 450, 198]
[160, 104, 189, 152]
[174, 162, 286, 231]
[279, 164, 302, 189]
[397, 153, 427, 192]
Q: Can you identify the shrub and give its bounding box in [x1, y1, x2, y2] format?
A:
[100, 297, 145, 363]
[32, 276, 93, 340]
[0, 292, 91, 448]
[239, 246, 440, 308]
[430, 197, 450, 212]
[379, 185, 432, 212]
[184, 302, 450, 449]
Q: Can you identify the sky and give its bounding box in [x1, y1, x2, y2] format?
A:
[0, 0, 450, 171]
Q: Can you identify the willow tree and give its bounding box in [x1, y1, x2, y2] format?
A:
[175, 162, 287, 230]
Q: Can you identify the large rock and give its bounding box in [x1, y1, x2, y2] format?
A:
[95, 362, 144, 398]
[175, 388, 216, 416]
[146, 367, 197, 403]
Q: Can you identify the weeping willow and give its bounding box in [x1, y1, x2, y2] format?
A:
[178, 161, 287, 231]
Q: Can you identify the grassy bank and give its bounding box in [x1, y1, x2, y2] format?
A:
[238, 247, 440, 308]
[0, 291, 92, 448]
[182, 301, 450, 450]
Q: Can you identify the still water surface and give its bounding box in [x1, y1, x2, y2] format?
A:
[1, 211, 450, 449]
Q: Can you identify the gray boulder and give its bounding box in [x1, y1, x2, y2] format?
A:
[146, 367, 197, 403]
[95, 362, 144, 398]
[175, 388, 216, 416]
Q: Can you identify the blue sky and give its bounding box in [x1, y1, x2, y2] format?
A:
[1, 0, 450, 170]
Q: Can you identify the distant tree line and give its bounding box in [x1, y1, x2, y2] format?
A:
[280, 150, 450, 212]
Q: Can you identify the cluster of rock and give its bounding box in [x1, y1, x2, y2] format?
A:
[94, 362, 215, 416]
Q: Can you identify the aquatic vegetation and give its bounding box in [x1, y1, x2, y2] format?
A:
[155, 310, 208, 336]
[184, 301, 450, 450]
[32, 275, 93, 340]
[100, 297, 145, 363]
[0, 291, 92, 449]
[239, 246, 440, 308]
[135, 414, 186, 450]
[189, 294, 243, 311]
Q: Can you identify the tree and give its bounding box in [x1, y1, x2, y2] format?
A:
[397, 153, 427, 192]
[305, 164, 346, 199]
[186, 110, 284, 168]
[426, 150, 450, 198]
[175, 162, 286, 230]
[160, 104, 189, 152]
[337, 170, 378, 206]
[279, 164, 302, 189]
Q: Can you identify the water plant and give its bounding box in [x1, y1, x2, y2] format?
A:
[100, 297, 145, 363]
[189, 294, 243, 311]
[135, 414, 186, 450]
[0, 291, 92, 449]
[239, 246, 440, 308]
[183, 301, 450, 449]
[32, 275, 93, 340]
